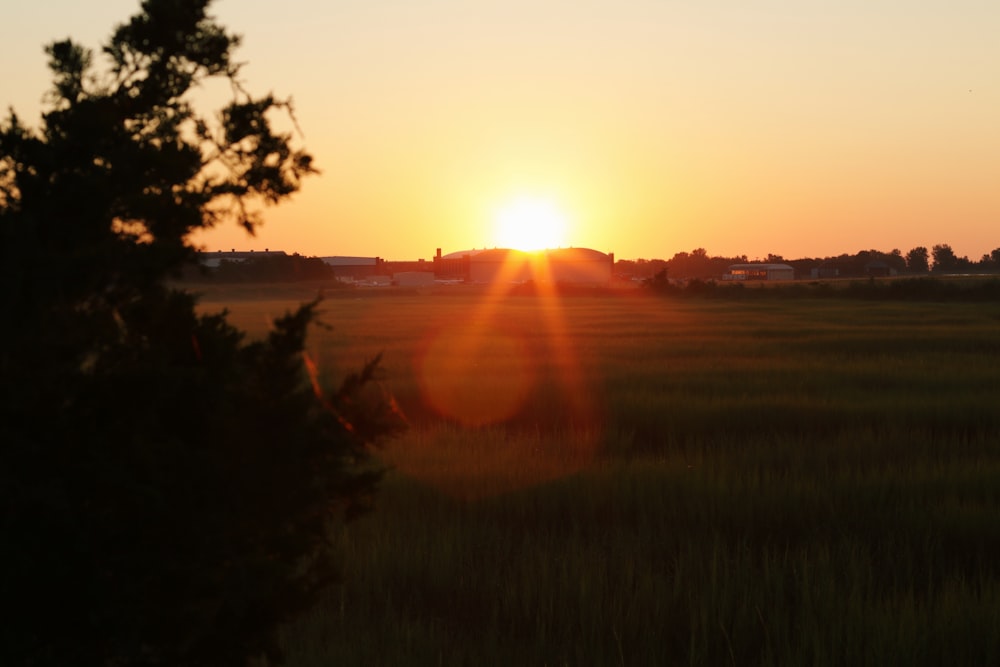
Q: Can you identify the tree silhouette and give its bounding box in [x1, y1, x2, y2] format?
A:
[980, 248, 1000, 271]
[0, 2, 402, 665]
[930, 243, 973, 273]
[905, 247, 930, 274]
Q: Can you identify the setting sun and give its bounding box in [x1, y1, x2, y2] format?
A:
[492, 196, 569, 251]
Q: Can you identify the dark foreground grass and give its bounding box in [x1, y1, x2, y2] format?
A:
[281, 432, 1000, 666]
[202, 287, 1000, 665]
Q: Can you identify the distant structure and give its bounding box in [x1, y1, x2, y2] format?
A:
[394, 271, 436, 287]
[724, 263, 794, 281]
[545, 247, 616, 284]
[318, 256, 384, 281]
[196, 246, 616, 286]
[465, 249, 533, 284]
[435, 247, 614, 285]
[199, 249, 286, 268]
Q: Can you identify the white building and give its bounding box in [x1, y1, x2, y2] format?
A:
[724, 263, 795, 281]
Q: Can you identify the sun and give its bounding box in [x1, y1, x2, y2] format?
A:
[492, 196, 569, 251]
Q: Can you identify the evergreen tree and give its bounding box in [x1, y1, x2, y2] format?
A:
[0, 2, 402, 665]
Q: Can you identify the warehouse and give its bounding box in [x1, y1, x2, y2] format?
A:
[724, 263, 795, 281]
[437, 247, 614, 285]
[543, 247, 615, 285]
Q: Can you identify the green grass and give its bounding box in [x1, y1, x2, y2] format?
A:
[199, 286, 1000, 666]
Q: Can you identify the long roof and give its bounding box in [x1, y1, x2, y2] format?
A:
[728, 263, 794, 270]
[441, 247, 610, 261]
[545, 247, 610, 261]
[319, 256, 378, 266]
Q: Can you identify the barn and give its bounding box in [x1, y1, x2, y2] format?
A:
[725, 263, 795, 281]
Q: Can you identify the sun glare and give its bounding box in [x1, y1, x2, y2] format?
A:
[493, 196, 569, 251]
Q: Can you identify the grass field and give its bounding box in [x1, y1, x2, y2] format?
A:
[197, 283, 1000, 666]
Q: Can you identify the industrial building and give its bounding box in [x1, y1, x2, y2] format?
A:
[435, 247, 614, 286]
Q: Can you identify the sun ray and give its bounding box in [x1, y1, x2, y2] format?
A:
[406, 247, 601, 499]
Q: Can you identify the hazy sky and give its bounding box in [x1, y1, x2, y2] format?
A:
[4, 1, 999, 260]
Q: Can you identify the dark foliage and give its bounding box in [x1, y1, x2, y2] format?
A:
[0, 2, 402, 665]
[620, 245, 999, 282]
[906, 246, 930, 273]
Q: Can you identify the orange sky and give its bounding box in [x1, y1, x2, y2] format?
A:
[5, 1, 999, 261]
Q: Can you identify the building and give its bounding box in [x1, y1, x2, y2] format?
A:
[394, 271, 436, 287]
[199, 249, 286, 268]
[724, 263, 795, 281]
[434, 247, 614, 285]
[544, 247, 615, 285]
[468, 249, 534, 284]
[433, 248, 473, 281]
[319, 256, 384, 281]
[198, 246, 615, 286]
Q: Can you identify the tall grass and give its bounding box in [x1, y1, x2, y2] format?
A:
[283, 434, 1000, 666]
[199, 287, 1000, 665]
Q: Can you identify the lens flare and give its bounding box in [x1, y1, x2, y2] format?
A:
[390, 249, 605, 500]
[417, 325, 533, 426]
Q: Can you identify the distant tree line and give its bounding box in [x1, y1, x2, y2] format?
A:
[616, 244, 1000, 281]
[189, 243, 1000, 284]
[644, 275, 1000, 302]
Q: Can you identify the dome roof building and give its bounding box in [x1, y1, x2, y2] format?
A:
[433, 247, 613, 285]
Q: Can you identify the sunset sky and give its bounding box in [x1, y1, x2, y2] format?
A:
[4, 1, 999, 261]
